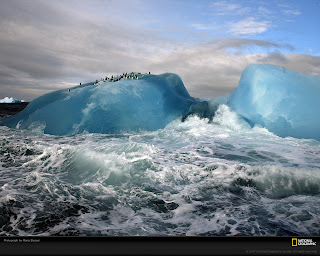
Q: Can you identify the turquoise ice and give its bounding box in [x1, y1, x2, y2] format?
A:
[0, 73, 196, 135]
[227, 64, 320, 141]
[1, 65, 320, 141]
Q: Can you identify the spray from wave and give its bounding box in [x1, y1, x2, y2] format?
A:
[1, 104, 319, 236]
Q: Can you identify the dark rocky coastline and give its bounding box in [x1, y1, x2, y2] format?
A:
[0, 102, 29, 118]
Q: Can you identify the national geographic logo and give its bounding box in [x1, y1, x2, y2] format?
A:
[292, 238, 297, 246]
[292, 238, 317, 246]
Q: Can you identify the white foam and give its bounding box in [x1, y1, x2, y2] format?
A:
[0, 114, 319, 236]
[212, 104, 251, 132]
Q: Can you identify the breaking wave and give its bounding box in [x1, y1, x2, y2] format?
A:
[1, 104, 319, 236]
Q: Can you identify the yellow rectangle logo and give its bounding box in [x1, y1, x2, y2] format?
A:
[292, 238, 297, 246]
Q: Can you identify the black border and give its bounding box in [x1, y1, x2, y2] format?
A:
[0, 236, 319, 255]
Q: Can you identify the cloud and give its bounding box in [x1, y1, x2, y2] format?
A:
[141, 39, 317, 99]
[256, 53, 320, 76]
[283, 9, 301, 15]
[258, 6, 273, 16]
[277, 1, 301, 16]
[211, 1, 241, 12]
[0, 0, 170, 100]
[210, 38, 294, 51]
[228, 17, 271, 35]
[191, 24, 214, 30]
[0, 1, 317, 102]
[210, 1, 250, 15]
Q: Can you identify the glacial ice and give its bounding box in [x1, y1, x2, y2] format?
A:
[0, 73, 196, 135]
[227, 64, 320, 141]
[1, 65, 320, 141]
[0, 97, 24, 103]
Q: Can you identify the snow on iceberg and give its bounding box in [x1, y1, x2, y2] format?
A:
[0, 97, 24, 103]
[0, 73, 196, 135]
[227, 64, 320, 141]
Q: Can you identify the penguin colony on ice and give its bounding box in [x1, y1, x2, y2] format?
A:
[92, 72, 151, 85]
[69, 72, 152, 92]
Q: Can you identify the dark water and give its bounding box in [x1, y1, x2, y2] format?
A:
[0, 105, 319, 236]
[0, 102, 29, 118]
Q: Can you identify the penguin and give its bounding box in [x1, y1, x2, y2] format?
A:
[68, 89, 71, 92]
[80, 82, 82, 85]
[149, 72, 150, 74]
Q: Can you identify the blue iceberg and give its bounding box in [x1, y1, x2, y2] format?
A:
[0, 73, 196, 135]
[1, 65, 320, 141]
[227, 64, 320, 141]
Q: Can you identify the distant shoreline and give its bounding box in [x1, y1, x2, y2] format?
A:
[0, 102, 29, 118]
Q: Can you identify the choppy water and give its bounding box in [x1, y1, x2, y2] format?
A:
[0, 105, 319, 236]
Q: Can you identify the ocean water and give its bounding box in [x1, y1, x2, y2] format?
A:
[0, 104, 319, 236]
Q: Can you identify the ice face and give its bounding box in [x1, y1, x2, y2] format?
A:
[227, 64, 320, 141]
[1, 73, 196, 135]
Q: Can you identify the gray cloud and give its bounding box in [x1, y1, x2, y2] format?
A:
[256, 52, 320, 76]
[0, 0, 318, 102]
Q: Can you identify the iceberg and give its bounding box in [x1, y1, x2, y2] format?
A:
[0, 97, 24, 103]
[0, 73, 196, 135]
[227, 64, 320, 141]
[1, 65, 319, 141]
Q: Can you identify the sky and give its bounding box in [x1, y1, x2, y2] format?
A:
[0, 0, 319, 101]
